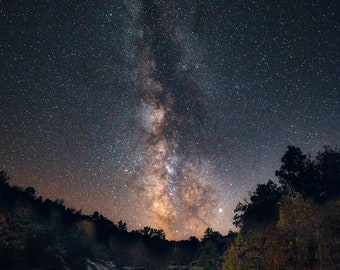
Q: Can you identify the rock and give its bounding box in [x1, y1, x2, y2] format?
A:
[86, 260, 148, 270]
[86, 259, 118, 270]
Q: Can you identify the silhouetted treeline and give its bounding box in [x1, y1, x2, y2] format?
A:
[223, 145, 340, 270]
[0, 170, 234, 270]
[2, 145, 338, 270]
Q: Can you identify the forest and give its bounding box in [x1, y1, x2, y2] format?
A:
[0, 145, 339, 270]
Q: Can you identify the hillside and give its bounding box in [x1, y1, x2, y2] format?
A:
[0, 170, 233, 270]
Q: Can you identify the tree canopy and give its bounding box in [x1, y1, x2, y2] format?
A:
[276, 145, 340, 202]
[227, 145, 340, 270]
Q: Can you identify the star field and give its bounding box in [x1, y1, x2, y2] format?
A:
[0, 1, 339, 240]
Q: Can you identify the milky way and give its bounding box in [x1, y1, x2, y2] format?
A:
[0, 1, 339, 239]
[118, 1, 227, 238]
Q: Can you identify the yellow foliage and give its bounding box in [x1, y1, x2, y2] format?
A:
[222, 234, 249, 270]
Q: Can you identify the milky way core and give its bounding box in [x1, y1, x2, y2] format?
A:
[123, 1, 226, 238]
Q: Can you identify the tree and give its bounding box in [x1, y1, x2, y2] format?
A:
[197, 244, 220, 270]
[222, 234, 249, 270]
[197, 228, 225, 270]
[139, 226, 166, 240]
[262, 225, 293, 270]
[277, 194, 340, 270]
[0, 170, 9, 185]
[91, 211, 100, 221]
[25, 187, 36, 199]
[202, 227, 222, 243]
[276, 145, 340, 203]
[226, 146, 340, 270]
[117, 220, 127, 231]
[313, 146, 340, 201]
[233, 180, 282, 231]
[189, 235, 199, 244]
[275, 146, 309, 190]
[277, 194, 320, 269]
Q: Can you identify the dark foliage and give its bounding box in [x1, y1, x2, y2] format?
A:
[233, 180, 282, 231]
[196, 228, 234, 270]
[228, 145, 340, 270]
[276, 145, 340, 202]
[0, 169, 233, 270]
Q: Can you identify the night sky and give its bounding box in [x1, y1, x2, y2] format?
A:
[1, 1, 339, 240]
